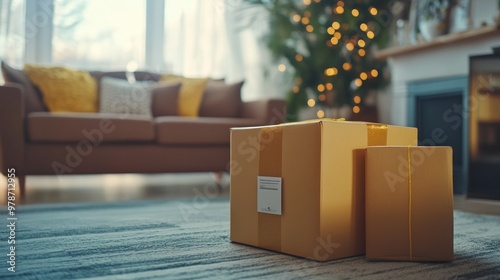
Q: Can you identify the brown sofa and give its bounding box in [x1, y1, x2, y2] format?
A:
[0, 63, 286, 195]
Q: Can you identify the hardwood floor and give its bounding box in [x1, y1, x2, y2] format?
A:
[1, 173, 229, 205]
[1, 173, 499, 216]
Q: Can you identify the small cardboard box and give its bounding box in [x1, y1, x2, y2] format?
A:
[365, 146, 454, 261]
[230, 120, 417, 261]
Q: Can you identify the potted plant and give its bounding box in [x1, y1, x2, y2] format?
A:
[418, 0, 450, 41]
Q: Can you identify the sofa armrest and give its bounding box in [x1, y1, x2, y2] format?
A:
[241, 99, 287, 125]
[0, 83, 25, 176]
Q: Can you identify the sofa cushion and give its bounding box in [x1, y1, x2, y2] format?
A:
[155, 116, 263, 145]
[152, 82, 182, 117]
[199, 80, 243, 118]
[28, 112, 155, 143]
[1, 61, 47, 113]
[90, 71, 160, 84]
[161, 75, 209, 117]
[24, 64, 98, 113]
[99, 77, 155, 116]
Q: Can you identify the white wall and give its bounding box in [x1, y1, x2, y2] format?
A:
[382, 0, 500, 126]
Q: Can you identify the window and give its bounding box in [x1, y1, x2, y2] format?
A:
[163, 0, 227, 78]
[0, 0, 25, 68]
[52, 0, 146, 70]
[0, 0, 283, 101]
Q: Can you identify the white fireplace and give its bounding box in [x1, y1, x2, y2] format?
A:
[376, 20, 500, 195]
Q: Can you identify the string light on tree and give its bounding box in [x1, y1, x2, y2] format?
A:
[308, 99, 316, 107]
[317, 84, 325, 92]
[353, 96, 361, 104]
[346, 42, 354, 51]
[317, 110, 325, 118]
[354, 78, 362, 87]
[342, 62, 352, 71]
[255, 0, 389, 121]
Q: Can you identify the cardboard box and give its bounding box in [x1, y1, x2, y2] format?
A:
[230, 120, 417, 261]
[365, 146, 454, 261]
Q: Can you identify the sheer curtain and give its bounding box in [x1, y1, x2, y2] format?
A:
[164, 0, 227, 78]
[163, 0, 290, 101]
[0, 0, 290, 100]
[0, 0, 25, 83]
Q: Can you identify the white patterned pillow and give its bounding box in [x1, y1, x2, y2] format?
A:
[99, 77, 155, 115]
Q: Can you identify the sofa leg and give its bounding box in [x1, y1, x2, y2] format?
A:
[18, 175, 26, 198]
[213, 172, 224, 192]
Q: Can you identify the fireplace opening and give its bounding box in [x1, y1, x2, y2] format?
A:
[416, 93, 465, 194]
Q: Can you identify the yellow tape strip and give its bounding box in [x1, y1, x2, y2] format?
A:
[257, 126, 283, 251]
[300, 118, 346, 123]
[407, 145, 413, 261]
[367, 124, 388, 146]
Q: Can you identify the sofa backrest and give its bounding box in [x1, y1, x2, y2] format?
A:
[89, 71, 161, 84]
[1, 63, 243, 118]
[1, 61, 47, 114]
[199, 80, 243, 118]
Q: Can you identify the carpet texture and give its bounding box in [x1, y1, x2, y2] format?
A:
[1, 197, 500, 279]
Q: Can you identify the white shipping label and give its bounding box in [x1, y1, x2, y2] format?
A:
[257, 176, 282, 215]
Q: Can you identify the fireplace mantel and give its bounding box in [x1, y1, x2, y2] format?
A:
[374, 25, 500, 60]
[376, 25, 500, 127]
[376, 24, 500, 195]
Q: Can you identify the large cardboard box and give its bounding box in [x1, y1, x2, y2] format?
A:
[365, 146, 454, 261]
[230, 120, 417, 261]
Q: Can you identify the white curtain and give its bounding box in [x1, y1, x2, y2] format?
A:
[164, 0, 227, 78]
[0, 0, 25, 82]
[164, 0, 290, 101]
[0, 0, 291, 100]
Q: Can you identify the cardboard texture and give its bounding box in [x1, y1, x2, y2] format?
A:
[365, 146, 454, 261]
[230, 120, 417, 261]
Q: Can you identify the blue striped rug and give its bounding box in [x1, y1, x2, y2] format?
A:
[1, 197, 499, 279]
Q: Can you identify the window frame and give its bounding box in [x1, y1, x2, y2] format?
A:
[24, 0, 165, 70]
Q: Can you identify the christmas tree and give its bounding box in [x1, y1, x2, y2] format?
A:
[244, 0, 391, 121]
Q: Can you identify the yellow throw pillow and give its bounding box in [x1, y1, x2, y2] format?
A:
[161, 74, 208, 117]
[24, 64, 98, 112]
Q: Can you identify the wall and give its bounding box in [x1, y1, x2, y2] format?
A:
[380, 0, 500, 126]
[388, 35, 500, 126]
